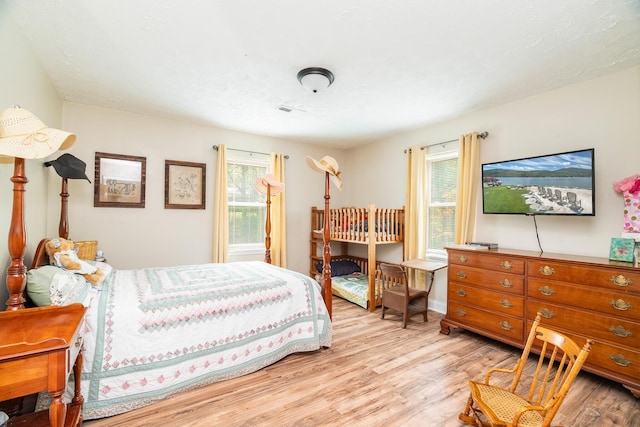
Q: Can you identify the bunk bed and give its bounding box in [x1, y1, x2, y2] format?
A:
[310, 204, 405, 312]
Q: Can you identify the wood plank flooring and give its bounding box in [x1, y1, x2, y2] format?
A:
[85, 297, 639, 426]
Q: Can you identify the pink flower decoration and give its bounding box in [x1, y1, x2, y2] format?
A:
[614, 174, 640, 193]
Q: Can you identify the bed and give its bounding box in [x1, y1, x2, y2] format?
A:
[310, 204, 404, 312]
[2, 158, 332, 422]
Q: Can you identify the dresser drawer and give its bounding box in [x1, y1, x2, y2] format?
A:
[448, 284, 524, 317]
[527, 319, 640, 381]
[528, 260, 640, 294]
[527, 301, 640, 350]
[447, 301, 524, 343]
[448, 265, 524, 295]
[449, 251, 525, 274]
[528, 278, 640, 321]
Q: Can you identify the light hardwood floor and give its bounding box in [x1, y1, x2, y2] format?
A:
[85, 297, 639, 426]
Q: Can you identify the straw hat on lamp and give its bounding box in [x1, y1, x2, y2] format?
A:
[306, 155, 343, 190]
[255, 174, 284, 196]
[0, 106, 76, 163]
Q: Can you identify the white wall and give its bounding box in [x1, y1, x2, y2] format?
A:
[348, 65, 640, 312]
[0, 3, 64, 309]
[57, 103, 349, 272]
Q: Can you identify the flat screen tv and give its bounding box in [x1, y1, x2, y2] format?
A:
[481, 148, 595, 216]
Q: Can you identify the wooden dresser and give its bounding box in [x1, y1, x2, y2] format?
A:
[440, 247, 640, 397]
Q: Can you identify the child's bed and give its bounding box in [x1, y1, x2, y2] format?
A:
[2, 158, 332, 422]
[310, 205, 404, 312]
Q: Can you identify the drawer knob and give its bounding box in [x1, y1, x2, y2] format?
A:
[456, 308, 467, 317]
[500, 279, 513, 288]
[499, 299, 513, 309]
[610, 275, 632, 287]
[457, 289, 467, 297]
[499, 320, 512, 331]
[609, 325, 632, 338]
[500, 261, 513, 270]
[610, 354, 632, 367]
[610, 299, 632, 311]
[539, 266, 555, 276]
[457, 255, 468, 263]
[457, 271, 468, 279]
[538, 286, 555, 296]
[539, 308, 555, 319]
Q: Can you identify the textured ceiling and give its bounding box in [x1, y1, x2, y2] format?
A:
[6, 0, 640, 148]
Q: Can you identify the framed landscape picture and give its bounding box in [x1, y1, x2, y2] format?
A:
[165, 160, 206, 209]
[609, 237, 636, 262]
[94, 152, 146, 208]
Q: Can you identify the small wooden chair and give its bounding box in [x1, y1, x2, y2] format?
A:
[379, 263, 429, 328]
[459, 312, 593, 427]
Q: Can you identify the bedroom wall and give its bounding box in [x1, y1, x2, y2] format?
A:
[346, 65, 640, 313]
[55, 103, 349, 272]
[0, 2, 64, 309]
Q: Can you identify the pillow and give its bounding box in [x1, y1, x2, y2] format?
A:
[315, 260, 361, 277]
[26, 265, 61, 306]
[26, 265, 94, 307]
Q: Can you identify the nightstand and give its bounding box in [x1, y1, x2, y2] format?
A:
[0, 304, 86, 427]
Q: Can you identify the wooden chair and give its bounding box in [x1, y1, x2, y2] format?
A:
[459, 312, 593, 427]
[379, 263, 429, 328]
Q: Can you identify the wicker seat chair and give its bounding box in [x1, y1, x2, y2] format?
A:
[459, 312, 593, 427]
[379, 263, 428, 328]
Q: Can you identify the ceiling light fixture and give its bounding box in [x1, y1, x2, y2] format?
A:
[297, 67, 334, 93]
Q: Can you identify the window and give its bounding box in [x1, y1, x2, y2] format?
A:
[227, 154, 269, 254]
[426, 150, 458, 258]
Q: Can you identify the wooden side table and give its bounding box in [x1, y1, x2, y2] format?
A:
[0, 303, 86, 427]
[401, 258, 448, 293]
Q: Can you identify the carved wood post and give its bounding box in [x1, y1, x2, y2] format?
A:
[264, 184, 272, 264]
[5, 157, 27, 310]
[59, 177, 70, 239]
[323, 171, 332, 318]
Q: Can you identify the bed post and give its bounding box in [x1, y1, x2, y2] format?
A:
[323, 172, 332, 318]
[58, 177, 70, 239]
[5, 157, 28, 310]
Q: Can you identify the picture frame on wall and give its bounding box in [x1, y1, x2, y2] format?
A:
[94, 152, 146, 208]
[609, 237, 636, 262]
[165, 160, 206, 209]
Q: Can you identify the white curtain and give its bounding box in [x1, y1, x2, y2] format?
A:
[404, 145, 427, 288]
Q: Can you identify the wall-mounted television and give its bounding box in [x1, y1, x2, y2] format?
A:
[481, 148, 595, 216]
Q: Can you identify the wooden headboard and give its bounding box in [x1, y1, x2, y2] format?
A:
[31, 238, 52, 269]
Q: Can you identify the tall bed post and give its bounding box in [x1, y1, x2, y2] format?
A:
[58, 177, 70, 239]
[322, 172, 332, 318]
[5, 157, 28, 311]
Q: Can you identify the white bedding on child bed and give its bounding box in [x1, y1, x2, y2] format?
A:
[37, 261, 332, 420]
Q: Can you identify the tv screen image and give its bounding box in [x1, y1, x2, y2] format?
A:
[481, 148, 595, 216]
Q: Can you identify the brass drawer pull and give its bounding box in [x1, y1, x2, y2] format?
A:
[499, 321, 512, 331]
[456, 289, 467, 297]
[500, 261, 513, 270]
[539, 308, 555, 319]
[609, 325, 632, 338]
[539, 266, 555, 276]
[500, 279, 513, 288]
[610, 354, 632, 367]
[457, 271, 467, 279]
[538, 286, 555, 296]
[610, 275, 632, 287]
[499, 299, 513, 309]
[456, 308, 467, 317]
[610, 299, 632, 311]
[457, 255, 468, 263]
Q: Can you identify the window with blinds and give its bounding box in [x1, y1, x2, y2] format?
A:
[426, 151, 458, 256]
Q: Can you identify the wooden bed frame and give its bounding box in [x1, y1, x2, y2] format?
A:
[310, 204, 405, 312]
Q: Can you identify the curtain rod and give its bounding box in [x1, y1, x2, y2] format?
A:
[212, 145, 289, 159]
[404, 131, 489, 153]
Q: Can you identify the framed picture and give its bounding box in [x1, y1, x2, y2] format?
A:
[165, 160, 206, 209]
[609, 237, 636, 262]
[94, 152, 146, 208]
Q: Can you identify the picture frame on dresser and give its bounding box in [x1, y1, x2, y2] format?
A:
[609, 237, 636, 262]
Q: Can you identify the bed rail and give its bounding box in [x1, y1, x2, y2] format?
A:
[311, 204, 404, 243]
